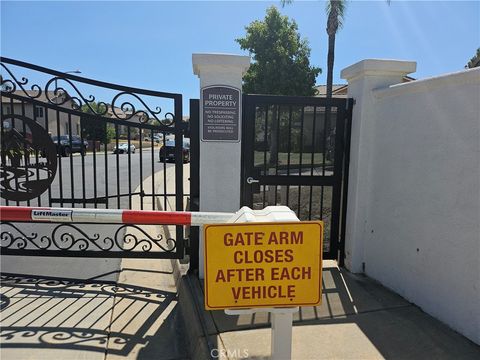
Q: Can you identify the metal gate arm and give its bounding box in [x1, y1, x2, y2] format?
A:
[0, 206, 234, 226]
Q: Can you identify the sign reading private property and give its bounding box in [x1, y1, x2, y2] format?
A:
[204, 222, 323, 310]
[201, 86, 240, 142]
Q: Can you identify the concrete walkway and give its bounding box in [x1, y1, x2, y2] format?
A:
[104, 165, 189, 360]
[179, 260, 480, 360]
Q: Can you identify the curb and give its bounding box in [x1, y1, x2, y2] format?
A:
[154, 185, 216, 360]
[150, 167, 217, 360]
[177, 275, 217, 360]
[125, 163, 216, 359]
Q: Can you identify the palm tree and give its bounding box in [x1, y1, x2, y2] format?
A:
[325, 1, 346, 101]
[322, 1, 346, 162]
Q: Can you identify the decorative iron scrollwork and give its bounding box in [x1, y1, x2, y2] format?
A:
[0, 222, 177, 254]
[0, 63, 42, 99]
[44, 77, 108, 114]
[1, 61, 175, 126]
[111, 91, 162, 122]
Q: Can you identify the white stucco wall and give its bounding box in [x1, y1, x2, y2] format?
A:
[343, 61, 480, 344]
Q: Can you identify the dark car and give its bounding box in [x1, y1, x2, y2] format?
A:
[159, 139, 190, 163]
[52, 135, 88, 157]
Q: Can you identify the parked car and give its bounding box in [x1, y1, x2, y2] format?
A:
[113, 143, 136, 154]
[51, 135, 88, 157]
[159, 139, 190, 163]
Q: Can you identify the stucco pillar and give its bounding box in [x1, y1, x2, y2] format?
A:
[192, 53, 250, 278]
[340, 59, 416, 273]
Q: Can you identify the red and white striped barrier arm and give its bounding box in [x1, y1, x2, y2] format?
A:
[0, 206, 234, 226]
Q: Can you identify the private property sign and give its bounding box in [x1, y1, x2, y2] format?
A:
[204, 222, 323, 310]
[201, 86, 240, 142]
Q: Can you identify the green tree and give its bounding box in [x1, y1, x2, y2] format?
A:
[237, 6, 321, 165]
[236, 6, 321, 96]
[466, 48, 480, 68]
[80, 102, 113, 144]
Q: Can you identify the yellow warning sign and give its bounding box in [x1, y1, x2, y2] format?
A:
[204, 222, 323, 310]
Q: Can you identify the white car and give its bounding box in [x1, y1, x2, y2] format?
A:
[113, 143, 136, 154]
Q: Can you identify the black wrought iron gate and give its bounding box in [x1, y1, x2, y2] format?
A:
[0, 57, 188, 259]
[241, 94, 353, 262]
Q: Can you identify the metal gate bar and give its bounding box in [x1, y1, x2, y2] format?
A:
[0, 206, 233, 225]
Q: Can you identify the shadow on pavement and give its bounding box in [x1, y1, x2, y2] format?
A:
[201, 263, 480, 359]
[0, 272, 185, 359]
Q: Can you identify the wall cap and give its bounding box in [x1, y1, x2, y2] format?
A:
[341, 59, 417, 82]
[374, 66, 480, 99]
[192, 53, 250, 76]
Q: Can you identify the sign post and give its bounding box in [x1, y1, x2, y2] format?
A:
[204, 215, 323, 359]
[271, 307, 298, 360]
[225, 306, 299, 360]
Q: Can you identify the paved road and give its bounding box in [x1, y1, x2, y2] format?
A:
[1, 148, 185, 210]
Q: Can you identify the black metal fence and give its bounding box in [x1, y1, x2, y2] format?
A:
[0, 57, 188, 259]
[241, 94, 353, 262]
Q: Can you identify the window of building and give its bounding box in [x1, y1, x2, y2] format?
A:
[3, 105, 11, 114]
[35, 106, 44, 118]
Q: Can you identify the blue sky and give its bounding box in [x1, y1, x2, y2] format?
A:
[1, 1, 478, 113]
